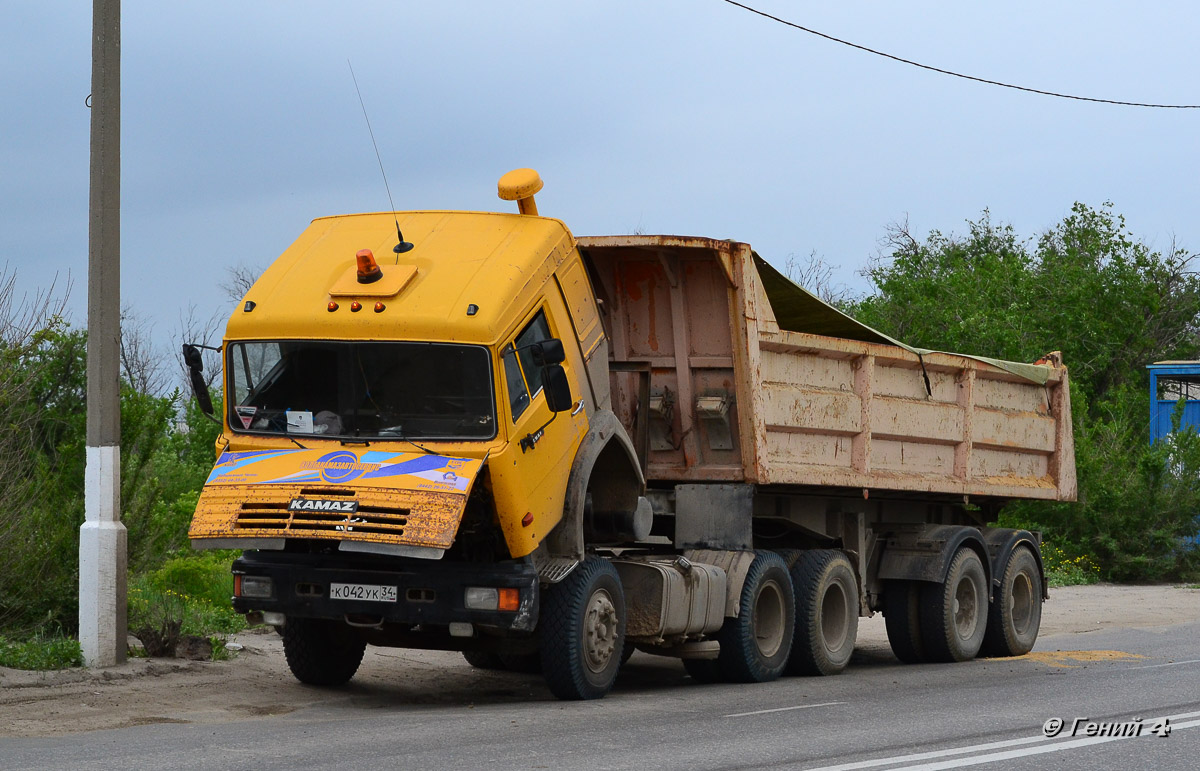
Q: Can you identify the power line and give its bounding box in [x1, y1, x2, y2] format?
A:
[721, 0, 1200, 109]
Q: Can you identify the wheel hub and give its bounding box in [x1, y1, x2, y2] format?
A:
[953, 576, 979, 639]
[754, 580, 786, 658]
[584, 589, 618, 673]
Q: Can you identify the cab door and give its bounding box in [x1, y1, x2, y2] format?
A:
[491, 299, 588, 557]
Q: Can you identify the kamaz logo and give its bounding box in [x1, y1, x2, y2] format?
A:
[288, 498, 359, 513]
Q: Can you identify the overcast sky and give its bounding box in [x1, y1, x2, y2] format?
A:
[4, 2, 1198, 356]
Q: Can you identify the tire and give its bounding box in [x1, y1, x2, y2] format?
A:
[884, 580, 926, 663]
[620, 639, 635, 667]
[920, 547, 989, 663]
[462, 650, 507, 670]
[499, 652, 542, 674]
[282, 617, 366, 686]
[981, 545, 1043, 657]
[715, 550, 795, 683]
[539, 557, 626, 700]
[786, 550, 859, 676]
[681, 657, 724, 684]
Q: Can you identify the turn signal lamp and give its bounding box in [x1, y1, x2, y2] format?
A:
[498, 588, 520, 612]
[356, 248, 383, 284]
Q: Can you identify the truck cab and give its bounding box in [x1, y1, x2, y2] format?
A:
[188, 170, 645, 698]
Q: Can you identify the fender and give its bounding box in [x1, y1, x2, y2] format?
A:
[877, 524, 993, 598]
[543, 409, 645, 560]
[981, 527, 1048, 600]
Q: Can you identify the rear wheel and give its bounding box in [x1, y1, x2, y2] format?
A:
[981, 546, 1043, 657]
[883, 580, 926, 664]
[540, 557, 626, 700]
[920, 548, 988, 662]
[282, 618, 366, 686]
[787, 550, 859, 676]
[715, 550, 795, 683]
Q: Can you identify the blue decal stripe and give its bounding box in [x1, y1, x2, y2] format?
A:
[207, 450, 300, 483]
[361, 455, 449, 479]
[260, 473, 324, 484]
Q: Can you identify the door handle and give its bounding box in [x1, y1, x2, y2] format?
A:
[571, 399, 586, 416]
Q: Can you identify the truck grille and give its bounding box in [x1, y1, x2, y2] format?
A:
[235, 501, 410, 536]
[189, 483, 466, 550]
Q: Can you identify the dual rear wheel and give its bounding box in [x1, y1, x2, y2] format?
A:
[884, 544, 1043, 664]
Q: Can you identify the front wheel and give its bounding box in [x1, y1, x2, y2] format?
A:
[981, 545, 1043, 657]
[539, 557, 626, 700]
[716, 550, 795, 683]
[282, 618, 366, 686]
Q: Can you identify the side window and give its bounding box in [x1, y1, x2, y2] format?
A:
[504, 310, 552, 421]
[515, 312, 551, 396]
[503, 349, 530, 420]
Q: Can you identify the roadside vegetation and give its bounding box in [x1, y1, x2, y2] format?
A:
[0, 204, 1197, 669]
[0, 276, 236, 668]
[842, 203, 1200, 582]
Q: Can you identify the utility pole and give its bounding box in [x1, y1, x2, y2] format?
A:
[80, 0, 126, 667]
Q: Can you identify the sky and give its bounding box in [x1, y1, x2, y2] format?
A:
[3, 1, 1198, 358]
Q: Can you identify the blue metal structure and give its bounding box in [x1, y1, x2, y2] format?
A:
[1148, 361, 1200, 442]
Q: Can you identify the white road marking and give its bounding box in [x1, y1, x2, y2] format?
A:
[1130, 658, 1200, 669]
[888, 719, 1200, 770]
[725, 701, 846, 718]
[801, 736, 1050, 771]
[804, 711, 1200, 771]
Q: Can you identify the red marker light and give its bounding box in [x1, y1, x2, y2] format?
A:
[522, 512, 534, 527]
[327, 301, 338, 312]
[356, 249, 383, 284]
[350, 301, 362, 312]
[374, 302, 385, 313]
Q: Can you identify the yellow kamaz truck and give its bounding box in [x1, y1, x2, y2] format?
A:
[186, 169, 1076, 700]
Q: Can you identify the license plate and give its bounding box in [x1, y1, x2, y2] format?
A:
[330, 583, 398, 602]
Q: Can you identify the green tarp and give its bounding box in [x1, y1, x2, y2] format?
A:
[753, 254, 1051, 386]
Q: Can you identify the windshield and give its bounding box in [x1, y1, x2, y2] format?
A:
[227, 341, 496, 440]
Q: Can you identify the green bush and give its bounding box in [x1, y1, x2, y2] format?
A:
[0, 633, 83, 670]
[129, 565, 245, 658]
[148, 552, 238, 608]
[1040, 542, 1101, 587]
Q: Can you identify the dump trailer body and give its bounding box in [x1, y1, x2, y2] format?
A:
[578, 235, 1076, 504]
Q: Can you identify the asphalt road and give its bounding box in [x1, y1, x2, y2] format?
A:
[4, 619, 1198, 770]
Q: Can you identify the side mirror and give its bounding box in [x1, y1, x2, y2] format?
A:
[182, 344, 215, 416]
[542, 364, 574, 412]
[530, 338, 566, 366]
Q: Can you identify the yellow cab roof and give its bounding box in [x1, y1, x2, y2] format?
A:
[224, 210, 574, 346]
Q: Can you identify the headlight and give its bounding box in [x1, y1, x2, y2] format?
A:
[236, 575, 274, 599]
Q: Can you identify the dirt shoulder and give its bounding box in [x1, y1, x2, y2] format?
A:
[2, 583, 1197, 738]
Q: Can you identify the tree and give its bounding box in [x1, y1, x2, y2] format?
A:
[849, 203, 1200, 580]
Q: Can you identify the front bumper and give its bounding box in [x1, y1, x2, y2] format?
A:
[232, 550, 539, 632]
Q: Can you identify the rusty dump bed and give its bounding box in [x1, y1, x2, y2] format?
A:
[578, 235, 1077, 503]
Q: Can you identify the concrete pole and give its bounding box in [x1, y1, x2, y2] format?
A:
[80, 0, 126, 667]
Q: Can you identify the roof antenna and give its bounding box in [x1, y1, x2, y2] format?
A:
[348, 59, 413, 256]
